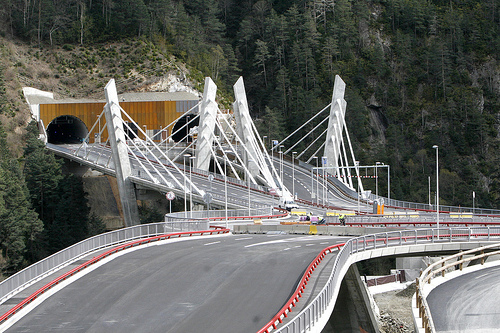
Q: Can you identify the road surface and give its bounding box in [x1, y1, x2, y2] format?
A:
[427, 264, 500, 332]
[6, 234, 347, 333]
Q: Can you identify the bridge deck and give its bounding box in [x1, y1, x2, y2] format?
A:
[3, 234, 346, 333]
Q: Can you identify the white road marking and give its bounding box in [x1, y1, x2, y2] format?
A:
[235, 237, 253, 241]
[204, 241, 221, 246]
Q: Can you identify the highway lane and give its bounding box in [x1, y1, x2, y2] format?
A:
[6, 234, 347, 333]
[274, 157, 370, 213]
[427, 265, 500, 332]
[51, 143, 370, 214]
[49, 144, 277, 210]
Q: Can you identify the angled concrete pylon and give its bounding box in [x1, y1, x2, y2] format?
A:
[233, 77, 287, 195]
[324, 75, 364, 192]
[233, 77, 260, 179]
[195, 77, 218, 171]
[104, 79, 140, 227]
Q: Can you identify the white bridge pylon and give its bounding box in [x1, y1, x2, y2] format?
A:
[273, 75, 364, 193]
[74, 75, 359, 208]
[74, 77, 285, 201]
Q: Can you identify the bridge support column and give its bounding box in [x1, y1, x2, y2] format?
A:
[324, 75, 363, 192]
[195, 77, 218, 171]
[323, 264, 379, 333]
[104, 79, 140, 227]
[233, 77, 260, 179]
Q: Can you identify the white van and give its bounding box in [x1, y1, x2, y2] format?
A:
[279, 197, 299, 211]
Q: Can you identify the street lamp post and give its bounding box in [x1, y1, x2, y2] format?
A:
[355, 161, 360, 214]
[292, 152, 297, 199]
[387, 164, 391, 203]
[189, 156, 196, 218]
[428, 176, 431, 208]
[375, 162, 381, 198]
[183, 153, 191, 218]
[433, 145, 439, 235]
[279, 145, 284, 187]
[322, 162, 326, 206]
[247, 158, 254, 216]
[313, 156, 318, 205]
[208, 174, 214, 217]
[473, 191, 475, 214]
[224, 152, 230, 228]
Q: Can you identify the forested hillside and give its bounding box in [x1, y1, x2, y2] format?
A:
[0, 0, 499, 268]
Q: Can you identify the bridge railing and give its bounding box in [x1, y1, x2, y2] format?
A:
[166, 207, 275, 221]
[0, 221, 208, 304]
[415, 242, 500, 332]
[263, 227, 500, 333]
[345, 213, 500, 226]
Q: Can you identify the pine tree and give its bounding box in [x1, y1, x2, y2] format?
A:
[0, 122, 43, 272]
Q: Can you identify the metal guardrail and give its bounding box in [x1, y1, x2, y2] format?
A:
[259, 227, 500, 333]
[0, 226, 230, 324]
[415, 242, 500, 333]
[0, 222, 208, 304]
[380, 197, 500, 216]
[346, 213, 500, 226]
[165, 207, 275, 221]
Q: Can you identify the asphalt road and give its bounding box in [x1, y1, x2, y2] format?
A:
[6, 234, 346, 333]
[427, 264, 500, 332]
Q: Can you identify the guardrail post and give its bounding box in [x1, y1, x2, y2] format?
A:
[481, 250, 485, 265]
[441, 262, 445, 277]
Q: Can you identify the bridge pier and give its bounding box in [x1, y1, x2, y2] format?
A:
[323, 264, 379, 333]
[104, 79, 140, 227]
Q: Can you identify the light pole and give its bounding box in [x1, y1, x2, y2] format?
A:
[263, 135, 267, 150]
[472, 191, 475, 214]
[248, 159, 254, 216]
[279, 145, 284, 187]
[355, 161, 360, 214]
[375, 161, 381, 198]
[189, 156, 196, 217]
[208, 174, 214, 217]
[387, 164, 391, 202]
[322, 158, 326, 206]
[433, 145, 439, 235]
[224, 152, 230, 228]
[183, 153, 191, 218]
[313, 156, 318, 205]
[292, 152, 297, 199]
[428, 176, 431, 208]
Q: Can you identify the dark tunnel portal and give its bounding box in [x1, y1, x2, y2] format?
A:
[47, 115, 89, 144]
[171, 114, 199, 143]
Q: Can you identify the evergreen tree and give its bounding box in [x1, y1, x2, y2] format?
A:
[0, 122, 43, 272]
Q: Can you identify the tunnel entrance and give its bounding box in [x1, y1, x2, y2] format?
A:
[171, 114, 199, 143]
[47, 115, 89, 144]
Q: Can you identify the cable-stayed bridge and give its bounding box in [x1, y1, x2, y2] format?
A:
[42, 75, 374, 227]
[6, 76, 500, 333]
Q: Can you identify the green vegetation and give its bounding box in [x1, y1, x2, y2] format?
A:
[0, 122, 42, 273]
[23, 121, 106, 260]
[6, 0, 493, 208]
[0, 116, 105, 276]
[0, 0, 499, 276]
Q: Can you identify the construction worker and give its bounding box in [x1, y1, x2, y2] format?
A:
[339, 214, 346, 226]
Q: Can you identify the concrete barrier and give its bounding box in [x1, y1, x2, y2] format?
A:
[232, 224, 404, 236]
